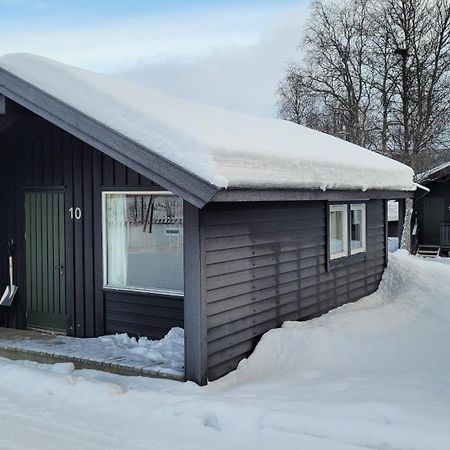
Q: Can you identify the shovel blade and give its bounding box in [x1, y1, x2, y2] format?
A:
[0, 285, 18, 307]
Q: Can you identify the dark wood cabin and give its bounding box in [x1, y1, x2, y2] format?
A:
[0, 55, 415, 385]
[415, 163, 450, 256]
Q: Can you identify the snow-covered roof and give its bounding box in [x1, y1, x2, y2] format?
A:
[0, 53, 416, 200]
[417, 161, 450, 183]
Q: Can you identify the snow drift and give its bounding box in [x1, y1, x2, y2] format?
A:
[0, 53, 415, 192]
[221, 251, 450, 384]
[1, 254, 449, 449]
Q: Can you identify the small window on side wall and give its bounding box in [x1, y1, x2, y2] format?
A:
[350, 204, 366, 254]
[329, 204, 348, 259]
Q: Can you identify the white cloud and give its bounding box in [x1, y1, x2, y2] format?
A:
[0, 4, 295, 72]
[0, 1, 307, 117]
[118, 6, 307, 118]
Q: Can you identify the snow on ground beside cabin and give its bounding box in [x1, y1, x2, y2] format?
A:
[388, 236, 399, 252]
[0, 53, 415, 192]
[433, 257, 450, 266]
[0, 327, 185, 376]
[1, 252, 450, 450]
[98, 327, 184, 369]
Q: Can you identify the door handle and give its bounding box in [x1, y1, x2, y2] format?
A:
[55, 265, 65, 277]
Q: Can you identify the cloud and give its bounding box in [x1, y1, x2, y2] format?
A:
[0, 1, 307, 117]
[119, 5, 307, 118]
[0, 3, 295, 72]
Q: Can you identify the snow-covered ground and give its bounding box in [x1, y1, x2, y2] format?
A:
[0, 327, 184, 378]
[388, 236, 399, 252]
[1, 251, 449, 450]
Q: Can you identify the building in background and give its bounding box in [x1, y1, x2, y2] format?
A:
[415, 163, 450, 257]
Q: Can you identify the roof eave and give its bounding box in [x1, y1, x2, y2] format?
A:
[0, 67, 218, 208]
[210, 188, 415, 203]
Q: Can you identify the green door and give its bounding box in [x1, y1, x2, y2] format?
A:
[25, 192, 66, 332]
[422, 197, 445, 245]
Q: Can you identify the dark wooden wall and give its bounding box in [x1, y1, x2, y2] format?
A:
[0, 118, 183, 338]
[415, 179, 450, 245]
[202, 200, 386, 380]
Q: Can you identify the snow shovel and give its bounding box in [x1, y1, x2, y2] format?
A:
[0, 239, 18, 307]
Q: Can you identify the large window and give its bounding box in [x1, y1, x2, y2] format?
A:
[329, 204, 348, 259]
[350, 204, 366, 254]
[103, 192, 183, 295]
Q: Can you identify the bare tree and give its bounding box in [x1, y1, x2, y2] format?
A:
[299, 0, 374, 146]
[277, 0, 450, 172]
[277, 66, 351, 136]
[277, 66, 316, 125]
[383, 0, 450, 172]
[366, 4, 400, 156]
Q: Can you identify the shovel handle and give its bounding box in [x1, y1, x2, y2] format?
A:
[7, 239, 15, 257]
[6, 239, 15, 287]
[9, 256, 14, 288]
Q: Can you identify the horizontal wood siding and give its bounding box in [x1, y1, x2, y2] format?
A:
[203, 200, 386, 380]
[0, 114, 183, 339]
[104, 291, 184, 339]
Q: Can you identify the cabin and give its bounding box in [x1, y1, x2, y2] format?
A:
[415, 162, 450, 257]
[0, 54, 416, 385]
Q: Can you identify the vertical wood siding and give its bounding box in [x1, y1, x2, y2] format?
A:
[25, 192, 66, 330]
[203, 200, 386, 380]
[415, 180, 450, 246]
[0, 119, 183, 338]
[0, 132, 21, 329]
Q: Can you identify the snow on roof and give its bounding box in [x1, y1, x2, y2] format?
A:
[0, 53, 416, 192]
[417, 161, 450, 183]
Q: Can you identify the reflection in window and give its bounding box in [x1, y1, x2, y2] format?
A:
[104, 193, 183, 294]
[329, 204, 348, 259]
[351, 204, 366, 254]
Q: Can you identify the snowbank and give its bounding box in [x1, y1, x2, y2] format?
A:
[222, 251, 450, 383]
[0, 327, 184, 376]
[0, 53, 415, 192]
[98, 327, 184, 371]
[1, 252, 449, 450]
[388, 236, 399, 252]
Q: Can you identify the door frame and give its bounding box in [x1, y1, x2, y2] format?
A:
[22, 187, 70, 333]
[421, 196, 445, 245]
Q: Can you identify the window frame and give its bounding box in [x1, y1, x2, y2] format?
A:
[329, 204, 349, 260]
[102, 190, 184, 297]
[350, 203, 367, 255]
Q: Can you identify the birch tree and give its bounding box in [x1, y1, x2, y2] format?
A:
[278, 0, 450, 172]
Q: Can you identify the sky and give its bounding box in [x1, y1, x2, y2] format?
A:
[0, 0, 309, 117]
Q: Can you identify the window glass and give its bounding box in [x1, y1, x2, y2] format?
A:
[330, 205, 348, 259]
[104, 193, 183, 294]
[351, 204, 366, 254]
